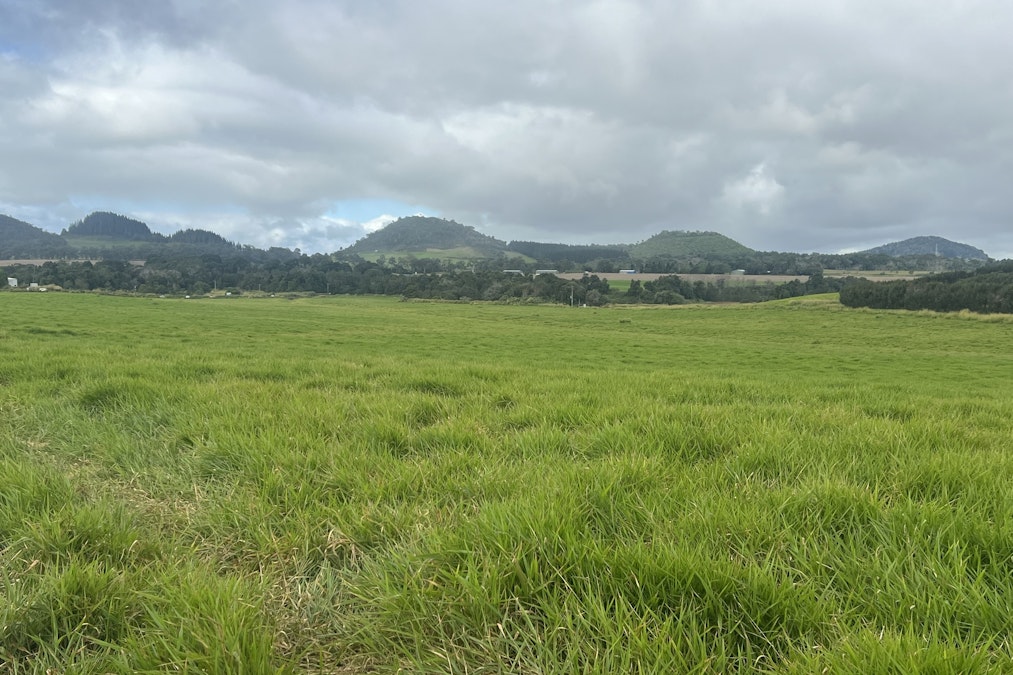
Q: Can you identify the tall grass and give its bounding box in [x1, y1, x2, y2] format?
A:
[1, 293, 1012, 671]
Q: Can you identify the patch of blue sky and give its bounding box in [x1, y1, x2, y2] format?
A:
[0, 36, 48, 64]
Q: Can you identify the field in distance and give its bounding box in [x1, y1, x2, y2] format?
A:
[559, 271, 927, 283]
[2, 294, 1012, 672]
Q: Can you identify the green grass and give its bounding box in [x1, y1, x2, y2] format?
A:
[2, 293, 1013, 672]
[606, 278, 632, 293]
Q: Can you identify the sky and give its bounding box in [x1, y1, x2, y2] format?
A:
[1, 0, 1011, 258]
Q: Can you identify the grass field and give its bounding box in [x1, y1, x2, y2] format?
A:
[605, 278, 632, 293]
[2, 293, 1013, 672]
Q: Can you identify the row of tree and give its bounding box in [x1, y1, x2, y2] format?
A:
[498, 251, 984, 276]
[631, 270, 848, 304]
[505, 241, 628, 264]
[839, 262, 1013, 314]
[357, 251, 984, 277]
[3, 256, 846, 305]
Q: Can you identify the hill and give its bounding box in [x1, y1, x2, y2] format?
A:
[628, 230, 753, 258]
[0, 212, 297, 263]
[861, 236, 988, 260]
[343, 216, 511, 259]
[0, 214, 72, 259]
[63, 211, 164, 241]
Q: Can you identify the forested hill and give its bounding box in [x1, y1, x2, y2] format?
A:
[0, 215, 72, 258]
[63, 211, 163, 241]
[628, 230, 753, 258]
[840, 260, 1013, 314]
[1, 212, 288, 262]
[862, 236, 989, 260]
[343, 216, 509, 257]
[1, 210, 998, 279]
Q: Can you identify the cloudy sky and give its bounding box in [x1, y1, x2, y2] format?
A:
[1, 0, 1011, 257]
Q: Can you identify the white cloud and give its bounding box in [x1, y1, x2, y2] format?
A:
[362, 214, 397, 233]
[721, 163, 785, 216]
[2, 0, 1013, 257]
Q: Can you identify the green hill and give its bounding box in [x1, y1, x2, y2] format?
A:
[344, 216, 510, 259]
[628, 230, 753, 258]
[0, 215, 72, 259]
[57, 213, 264, 261]
[63, 212, 164, 241]
[0, 212, 291, 262]
[861, 236, 988, 260]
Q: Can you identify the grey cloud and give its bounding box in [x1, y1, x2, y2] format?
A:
[1, 0, 1013, 257]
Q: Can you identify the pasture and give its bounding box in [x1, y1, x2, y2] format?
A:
[1, 293, 1013, 672]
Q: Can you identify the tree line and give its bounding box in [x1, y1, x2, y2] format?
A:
[839, 262, 1013, 314]
[2, 255, 850, 305]
[510, 251, 984, 276]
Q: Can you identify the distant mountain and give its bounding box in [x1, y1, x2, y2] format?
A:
[0, 214, 72, 259]
[1, 209, 996, 276]
[862, 236, 989, 260]
[0, 212, 294, 262]
[343, 216, 511, 258]
[628, 231, 753, 258]
[63, 211, 163, 241]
